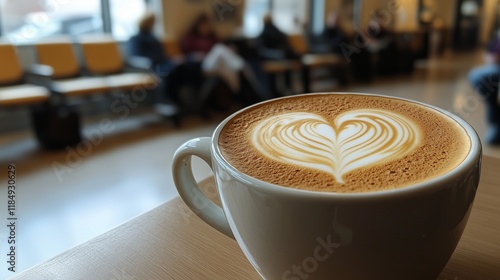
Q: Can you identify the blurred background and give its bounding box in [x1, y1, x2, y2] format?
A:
[1, 0, 500, 278]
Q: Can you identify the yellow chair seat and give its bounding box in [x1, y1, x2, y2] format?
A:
[163, 39, 182, 57]
[302, 54, 343, 68]
[52, 77, 110, 96]
[0, 84, 50, 106]
[262, 60, 303, 73]
[105, 73, 158, 90]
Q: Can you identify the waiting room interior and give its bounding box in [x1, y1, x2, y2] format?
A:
[1, 0, 500, 278]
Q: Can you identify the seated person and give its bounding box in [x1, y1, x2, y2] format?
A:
[361, 10, 393, 50]
[128, 11, 202, 105]
[181, 14, 219, 62]
[181, 14, 266, 105]
[255, 14, 299, 95]
[469, 32, 500, 145]
[311, 11, 348, 54]
[255, 13, 299, 60]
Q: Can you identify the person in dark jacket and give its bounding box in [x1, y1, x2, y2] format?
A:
[321, 11, 348, 54]
[128, 12, 202, 105]
[129, 12, 180, 76]
[469, 33, 500, 145]
[255, 13, 299, 60]
[255, 13, 299, 96]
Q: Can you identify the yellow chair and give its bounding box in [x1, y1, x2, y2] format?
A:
[79, 35, 157, 91]
[288, 34, 343, 66]
[0, 39, 50, 107]
[163, 39, 182, 58]
[35, 36, 110, 96]
[288, 34, 309, 56]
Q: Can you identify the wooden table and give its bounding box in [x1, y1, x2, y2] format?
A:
[11, 156, 500, 280]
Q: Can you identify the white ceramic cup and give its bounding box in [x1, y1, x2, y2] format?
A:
[172, 93, 482, 280]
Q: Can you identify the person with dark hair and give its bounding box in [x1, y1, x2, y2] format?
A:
[255, 13, 299, 60]
[181, 14, 220, 60]
[358, 10, 399, 76]
[129, 12, 181, 73]
[128, 11, 194, 105]
[255, 13, 299, 96]
[180, 14, 268, 105]
[469, 33, 500, 145]
[320, 11, 348, 54]
[366, 10, 391, 41]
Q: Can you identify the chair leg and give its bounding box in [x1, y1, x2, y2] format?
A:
[267, 73, 281, 98]
[333, 65, 349, 86]
[302, 66, 311, 93]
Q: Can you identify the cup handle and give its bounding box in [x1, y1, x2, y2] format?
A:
[172, 137, 234, 239]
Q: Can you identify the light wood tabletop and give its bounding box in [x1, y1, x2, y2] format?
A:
[11, 156, 500, 280]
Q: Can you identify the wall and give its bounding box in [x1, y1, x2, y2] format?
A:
[324, 0, 342, 14]
[160, 0, 434, 38]
[360, 0, 385, 26]
[432, 0, 495, 45]
[482, 0, 498, 44]
[391, 0, 457, 31]
[323, 0, 457, 33]
[394, 0, 419, 31]
[161, 0, 245, 40]
[433, 0, 455, 28]
[323, 0, 355, 33]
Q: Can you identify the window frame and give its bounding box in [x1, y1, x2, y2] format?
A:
[0, 0, 148, 44]
[1, 0, 318, 41]
[310, 0, 324, 35]
[102, 0, 112, 34]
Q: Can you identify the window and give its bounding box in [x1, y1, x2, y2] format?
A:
[243, 0, 270, 37]
[311, 0, 325, 35]
[243, 0, 309, 36]
[0, 0, 147, 43]
[109, 0, 146, 40]
[272, 0, 308, 34]
[0, 0, 102, 43]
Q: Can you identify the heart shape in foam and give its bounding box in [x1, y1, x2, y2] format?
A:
[251, 109, 421, 184]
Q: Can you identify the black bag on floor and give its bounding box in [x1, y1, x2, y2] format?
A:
[31, 102, 82, 150]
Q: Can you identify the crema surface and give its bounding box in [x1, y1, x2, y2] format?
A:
[219, 94, 471, 193]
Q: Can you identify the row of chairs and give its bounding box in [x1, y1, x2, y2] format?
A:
[162, 35, 346, 95]
[1, 33, 345, 109]
[0, 35, 157, 109]
[1, 33, 344, 149]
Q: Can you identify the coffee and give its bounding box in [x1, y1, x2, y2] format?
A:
[219, 94, 471, 193]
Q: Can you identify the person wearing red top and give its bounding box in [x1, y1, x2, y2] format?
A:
[181, 14, 220, 61]
[180, 14, 267, 106]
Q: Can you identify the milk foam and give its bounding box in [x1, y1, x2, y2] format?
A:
[251, 109, 421, 183]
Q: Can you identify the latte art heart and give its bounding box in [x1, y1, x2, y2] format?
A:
[251, 110, 421, 184]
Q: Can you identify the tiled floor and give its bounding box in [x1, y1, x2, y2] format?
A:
[0, 50, 499, 279]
